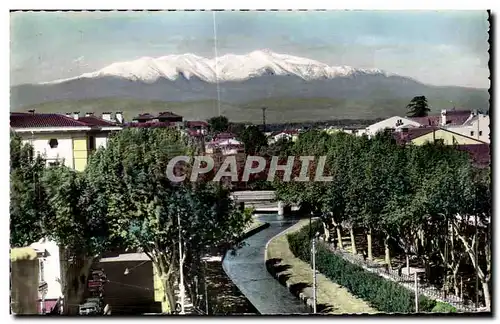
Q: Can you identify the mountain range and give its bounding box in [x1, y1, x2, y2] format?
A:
[10, 50, 489, 123]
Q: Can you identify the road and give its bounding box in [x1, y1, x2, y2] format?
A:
[222, 214, 310, 315]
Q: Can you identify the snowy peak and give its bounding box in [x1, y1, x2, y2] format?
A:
[42, 50, 392, 85]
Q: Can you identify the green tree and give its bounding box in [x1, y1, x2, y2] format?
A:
[406, 95, 431, 117]
[10, 133, 46, 247]
[207, 115, 229, 134]
[238, 125, 268, 155]
[84, 128, 250, 312]
[41, 166, 114, 314]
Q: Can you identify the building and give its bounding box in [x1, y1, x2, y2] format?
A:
[268, 130, 299, 144]
[446, 113, 490, 144]
[29, 239, 60, 313]
[365, 109, 479, 138]
[96, 252, 162, 315]
[10, 111, 123, 171]
[130, 112, 184, 129]
[10, 111, 122, 313]
[205, 138, 245, 155]
[365, 116, 422, 137]
[456, 144, 491, 168]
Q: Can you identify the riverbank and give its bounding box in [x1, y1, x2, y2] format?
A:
[265, 219, 376, 314]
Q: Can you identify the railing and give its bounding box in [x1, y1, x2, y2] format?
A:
[320, 241, 479, 312]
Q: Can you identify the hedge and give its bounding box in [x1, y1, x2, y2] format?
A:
[287, 221, 453, 313]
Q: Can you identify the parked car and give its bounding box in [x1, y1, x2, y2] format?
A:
[79, 298, 103, 315]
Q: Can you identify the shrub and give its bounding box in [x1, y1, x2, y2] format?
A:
[287, 221, 438, 313]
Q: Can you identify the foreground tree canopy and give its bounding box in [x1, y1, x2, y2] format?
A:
[10, 129, 251, 314]
[274, 130, 491, 310]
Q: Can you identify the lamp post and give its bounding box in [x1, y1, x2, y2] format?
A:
[311, 234, 317, 314]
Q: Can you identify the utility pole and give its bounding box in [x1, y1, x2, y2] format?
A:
[414, 272, 419, 313]
[262, 107, 267, 133]
[311, 236, 317, 314]
[178, 213, 185, 314]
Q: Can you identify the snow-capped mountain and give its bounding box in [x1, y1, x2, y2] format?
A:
[11, 50, 488, 121]
[42, 50, 391, 85]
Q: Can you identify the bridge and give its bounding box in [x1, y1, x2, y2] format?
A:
[230, 191, 297, 214]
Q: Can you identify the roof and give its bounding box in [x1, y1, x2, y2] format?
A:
[456, 144, 491, 167]
[134, 113, 155, 120]
[443, 110, 472, 125]
[393, 127, 439, 144]
[158, 111, 182, 119]
[10, 112, 118, 128]
[409, 110, 472, 127]
[125, 122, 174, 128]
[409, 116, 441, 126]
[186, 121, 209, 127]
[214, 132, 236, 140]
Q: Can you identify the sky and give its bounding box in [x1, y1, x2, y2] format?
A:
[10, 10, 490, 88]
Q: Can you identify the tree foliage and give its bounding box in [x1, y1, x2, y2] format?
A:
[83, 127, 250, 312]
[274, 128, 491, 310]
[237, 125, 268, 155]
[207, 115, 230, 134]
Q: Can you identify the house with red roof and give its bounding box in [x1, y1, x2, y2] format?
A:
[365, 108, 481, 139]
[10, 111, 122, 171]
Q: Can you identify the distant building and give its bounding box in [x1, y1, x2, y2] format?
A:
[394, 127, 486, 146]
[205, 138, 245, 155]
[365, 109, 480, 138]
[129, 112, 184, 129]
[446, 113, 490, 143]
[365, 116, 421, 137]
[268, 130, 299, 144]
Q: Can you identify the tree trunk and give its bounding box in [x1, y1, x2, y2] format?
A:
[384, 236, 391, 268]
[452, 266, 459, 296]
[350, 227, 357, 255]
[367, 228, 373, 260]
[482, 281, 491, 311]
[60, 254, 94, 315]
[322, 221, 330, 242]
[161, 277, 175, 313]
[337, 227, 344, 249]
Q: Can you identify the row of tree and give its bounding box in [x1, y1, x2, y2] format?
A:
[10, 128, 251, 314]
[273, 130, 491, 310]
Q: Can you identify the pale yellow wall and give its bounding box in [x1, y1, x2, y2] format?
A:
[72, 137, 88, 171]
[10, 248, 39, 315]
[411, 129, 484, 146]
[152, 263, 169, 313]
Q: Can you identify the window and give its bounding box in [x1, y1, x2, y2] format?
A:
[48, 161, 60, 167]
[48, 138, 58, 149]
[470, 131, 474, 136]
[479, 131, 483, 136]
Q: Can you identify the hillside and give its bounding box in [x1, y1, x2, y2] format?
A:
[11, 96, 484, 124]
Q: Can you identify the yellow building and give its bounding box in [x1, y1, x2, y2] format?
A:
[409, 128, 486, 146]
[10, 111, 122, 171]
